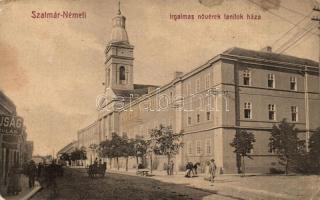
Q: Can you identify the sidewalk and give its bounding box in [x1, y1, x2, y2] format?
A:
[0, 175, 41, 200]
[108, 169, 298, 200]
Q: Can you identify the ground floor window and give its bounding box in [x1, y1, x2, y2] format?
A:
[196, 140, 201, 155]
[205, 139, 212, 155]
[187, 142, 193, 155]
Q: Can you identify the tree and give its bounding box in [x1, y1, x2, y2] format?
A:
[89, 143, 99, 162]
[230, 130, 256, 175]
[70, 148, 87, 162]
[309, 128, 320, 172]
[146, 138, 155, 173]
[110, 132, 124, 170]
[60, 153, 71, 165]
[132, 135, 149, 166]
[121, 135, 135, 171]
[99, 138, 113, 169]
[149, 125, 183, 173]
[60, 153, 70, 162]
[268, 119, 304, 175]
[79, 146, 87, 163]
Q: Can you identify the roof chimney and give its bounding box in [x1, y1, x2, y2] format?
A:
[174, 71, 183, 79]
[261, 46, 272, 53]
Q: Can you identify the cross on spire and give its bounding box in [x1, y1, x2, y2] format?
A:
[117, 1, 121, 15]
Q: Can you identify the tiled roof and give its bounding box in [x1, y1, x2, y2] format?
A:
[112, 84, 159, 98]
[223, 47, 318, 67]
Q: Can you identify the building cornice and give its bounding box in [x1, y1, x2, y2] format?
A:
[105, 55, 134, 64]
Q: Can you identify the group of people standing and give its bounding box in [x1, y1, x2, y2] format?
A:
[185, 162, 201, 177]
[6, 159, 63, 196]
[6, 160, 38, 196]
[185, 159, 217, 185]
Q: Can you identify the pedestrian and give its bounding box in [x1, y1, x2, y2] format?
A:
[7, 163, 22, 195]
[209, 159, 217, 186]
[169, 160, 174, 175]
[166, 162, 170, 175]
[27, 160, 37, 188]
[37, 162, 44, 178]
[193, 162, 200, 176]
[185, 162, 193, 178]
[45, 160, 58, 196]
[189, 162, 195, 177]
[46, 160, 57, 188]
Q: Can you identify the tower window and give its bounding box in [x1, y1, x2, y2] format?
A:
[119, 66, 126, 81]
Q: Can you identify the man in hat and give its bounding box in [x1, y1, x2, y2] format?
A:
[209, 159, 217, 185]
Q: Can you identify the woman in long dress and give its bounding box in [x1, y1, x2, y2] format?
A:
[7, 163, 22, 195]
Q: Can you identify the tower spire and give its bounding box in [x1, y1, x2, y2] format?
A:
[118, 1, 121, 15]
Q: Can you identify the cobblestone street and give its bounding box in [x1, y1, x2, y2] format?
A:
[31, 167, 320, 200]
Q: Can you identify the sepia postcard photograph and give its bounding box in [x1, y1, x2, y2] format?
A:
[0, 0, 320, 199]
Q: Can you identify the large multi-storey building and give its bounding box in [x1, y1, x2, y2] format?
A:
[77, 6, 320, 173]
[0, 90, 31, 185]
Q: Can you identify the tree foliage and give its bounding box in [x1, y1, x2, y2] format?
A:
[70, 148, 87, 161]
[268, 119, 304, 174]
[133, 135, 149, 161]
[99, 139, 112, 158]
[59, 153, 70, 161]
[230, 129, 256, 175]
[121, 136, 135, 171]
[308, 128, 320, 172]
[149, 125, 183, 165]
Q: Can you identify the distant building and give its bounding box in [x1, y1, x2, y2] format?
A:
[77, 5, 320, 173]
[32, 155, 45, 165]
[57, 141, 78, 166]
[23, 141, 34, 162]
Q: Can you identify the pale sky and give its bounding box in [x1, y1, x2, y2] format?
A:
[0, 0, 318, 155]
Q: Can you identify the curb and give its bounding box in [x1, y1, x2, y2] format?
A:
[20, 182, 42, 200]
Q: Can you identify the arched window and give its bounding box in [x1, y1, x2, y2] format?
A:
[119, 66, 126, 81]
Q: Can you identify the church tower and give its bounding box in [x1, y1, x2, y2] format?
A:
[105, 2, 134, 92]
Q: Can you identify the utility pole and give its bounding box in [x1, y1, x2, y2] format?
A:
[313, 6, 320, 93]
[311, 5, 320, 152]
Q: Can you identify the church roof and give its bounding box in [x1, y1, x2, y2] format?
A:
[110, 25, 129, 44]
[112, 84, 159, 99]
